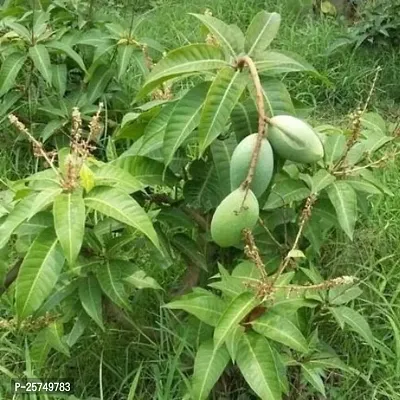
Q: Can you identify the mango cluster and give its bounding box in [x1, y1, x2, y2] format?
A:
[211, 115, 324, 247]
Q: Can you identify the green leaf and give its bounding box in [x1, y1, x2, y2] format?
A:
[361, 112, 387, 136]
[4, 21, 31, 42]
[323, 133, 346, 167]
[231, 98, 258, 140]
[46, 321, 70, 356]
[329, 285, 362, 305]
[87, 65, 113, 104]
[326, 181, 357, 240]
[31, 329, 51, 370]
[251, 312, 308, 352]
[53, 191, 86, 266]
[15, 229, 65, 319]
[264, 178, 310, 210]
[15, 212, 53, 237]
[359, 169, 393, 196]
[84, 187, 159, 249]
[79, 275, 104, 331]
[255, 50, 316, 74]
[137, 44, 227, 99]
[199, 67, 248, 154]
[257, 78, 294, 117]
[245, 11, 281, 57]
[330, 306, 374, 347]
[0, 52, 26, 96]
[163, 82, 209, 167]
[191, 340, 230, 400]
[171, 234, 208, 272]
[190, 13, 245, 56]
[27, 188, 63, 220]
[236, 332, 281, 400]
[29, 45, 52, 85]
[165, 293, 225, 326]
[46, 41, 87, 72]
[301, 364, 326, 397]
[52, 64, 67, 97]
[305, 169, 336, 194]
[225, 325, 244, 363]
[214, 291, 259, 349]
[117, 44, 135, 81]
[65, 310, 91, 347]
[345, 177, 383, 194]
[97, 260, 130, 309]
[124, 269, 162, 290]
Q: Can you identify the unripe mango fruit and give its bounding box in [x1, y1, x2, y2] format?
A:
[268, 115, 324, 164]
[230, 134, 274, 198]
[211, 188, 259, 247]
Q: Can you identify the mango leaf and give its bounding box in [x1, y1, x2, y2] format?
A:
[323, 133, 346, 167]
[301, 364, 326, 397]
[251, 312, 308, 352]
[344, 177, 383, 195]
[329, 285, 362, 305]
[137, 44, 227, 99]
[15, 212, 53, 237]
[326, 181, 357, 240]
[27, 188, 63, 220]
[29, 45, 52, 85]
[165, 293, 225, 327]
[117, 44, 135, 81]
[303, 169, 336, 194]
[124, 269, 162, 290]
[170, 233, 208, 271]
[191, 340, 230, 400]
[15, 229, 65, 319]
[52, 64, 67, 97]
[361, 112, 386, 136]
[97, 260, 130, 309]
[31, 329, 51, 370]
[359, 169, 393, 196]
[330, 306, 374, 347]
[225, 325, 244, 363]
[231, 98, 258, 140]
[245, 11, 281, 57]
[131, 49, 149, 78]
[163, 82, 209, 167]
[65, 310, 91, 347]
[4, 21, 31, 42]
[190, 13, 245, 57]
[264, 178, 310, 210]
[46, 41, 87, 72]
[198, 67, 248, 155]
[236, 332, 281, 400]
[0, 52, 26, 96]
[214, 291, 259, 349]
[87, 65, 113, 104]
[79, 275, 104, 331]
[84, 187, 160, 250]
[46, 321, 70, 357]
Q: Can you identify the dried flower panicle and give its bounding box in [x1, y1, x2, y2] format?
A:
[0, 312, 60, 332]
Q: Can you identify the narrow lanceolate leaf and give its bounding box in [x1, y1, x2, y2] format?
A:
[117, 44, 135, 81]
[214, 291, 259, 349]
[65, 310, 91, 347]
[53, 191, 86, 266]
[251, 312, 308, 353]
[84, 187, 160, 250]
[190, 13, 245, 57]
[301, 364, 326, 397]
[52, 64, 67, 97]
[163, 82, 209, 167]
[264, 179, 310, 210]
[27, 188, 63, 220]
[87, 65, 113, 104]
[323, 133, 346, 167]
[0, 52, 26, 96]
[79, 275, 104, 331]
[15, 229, 65, 319]
[245, 11, 281, 57]
[137, 44, 227, 99]
[29, 45, 52, 85]
[97, 260, 130, 309]
[191, 340, 230, 400]
[310, 169, 336, 194]
[326, 182, 357, 240]
[255, 51, 316, 74]
[199, 67, 248, 155]
[231, 99, 258, 140]
[46, 41, 87, 72]
[165, 293, 225, 327]
[236, 332, 281, 400]
[125, 269, 162, 290]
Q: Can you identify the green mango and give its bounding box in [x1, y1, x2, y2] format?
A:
[211, 188, 259, 247]
[268, 115, 324, 164]
[230, 133, 274, 198]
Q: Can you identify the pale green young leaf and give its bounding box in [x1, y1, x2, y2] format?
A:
[84, 186, 159, 250]
[137, 44, 227, 99]
[117, 44, 135, 81]
[4, 21, 31, 42]
[199, 67, 248, 154]
[214, 291, 259, 349]
[251, 312, 308, 353]
[301, 364, 326, 397]
[245, 11, 281, 57]
[53, 191, 86, 266]
[326, 181, 357, 240]
[236, 332, 281, 400]
[65, 310, 91, 347]
[27, 188, 63, 220]
[79, 163, 95, 193]
[46, 41, 87, 72]
[264, 179, 310, 210]
[163, 82, 209, 167]
[190, 13, 245, 57]
[29, 45, 52, 85]
[79, 275, 104, 331]
[191, 340, 230, 400]
[15, 229, 65, 320]
[255, 50, 316, 74]
[0, 52, 26, 96]
[124, 269, 162, 290]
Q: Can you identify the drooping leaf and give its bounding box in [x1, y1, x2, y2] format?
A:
[29, 45, 52, 85]
[27, 188, 63, 220]
[52, 64, 67, 97]
[53, 191, 86, 266]
[170, 233, 208, 271]
[87, 65, 113, 104]
[31, 329, 51, 370]
[198, 67, 248, 154]
[214, 291, 259, 349]
[301, 364, 326, 397]
[46, 40, 87, 72]
[191, 340, 230, 400]
[124, 269, 162, 290]
[326, 181, 357, 240]
[137, 44, 227, 99]
[323, 133, 346, 167]
[344, 177, 383, 195]
[231, 98, 258, 140]
[65, 310, 91, 347]
[236, 332, 281, 400]
[45, 321, 70, 357]
[329, 285, 363, 305]
[245, 11, 281, 57]
[84, 186, 159, 250]
[117, 44, 135, 81]
[79, 275, 104, 331]
[15, 229, 65, 319]
[264, 178, 310, 210]
[163, 82, 209, 167]
[0, 52, 26, 96]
